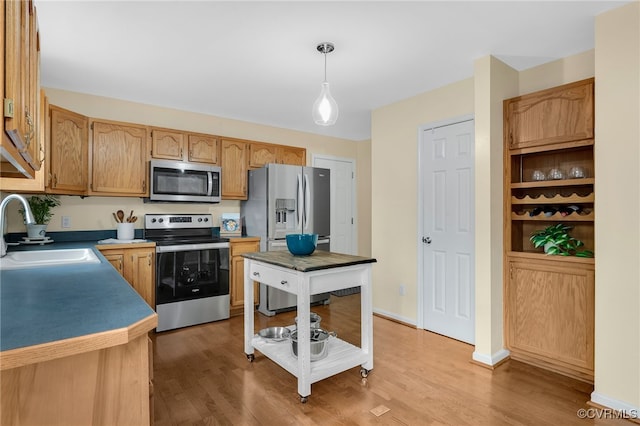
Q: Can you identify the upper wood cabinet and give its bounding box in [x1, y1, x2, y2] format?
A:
[278, 145, 306, 166]
[187, 133, 219, 164]
[90, 119, 149, 197]
[220, 138, 248, 200]
[46, 105, 88, 195]
[248, 142, 306, 169]
[150, 128, 184, 161]
[504, 78, 595, 257]
[151, 127, 220, 165]
[2, 0, 43, 179]
[505, 78, 594, 151]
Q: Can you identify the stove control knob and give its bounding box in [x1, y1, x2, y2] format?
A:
[151, 218, 156, 223]
[198, 218, 203, 222]
[158, 218, 164, 223]
[204, 218, 209, 222]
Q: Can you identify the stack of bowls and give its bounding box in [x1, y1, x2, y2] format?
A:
[294, 312, 321, 330]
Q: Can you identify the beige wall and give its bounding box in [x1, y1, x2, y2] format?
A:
[356, 140, 372, 256]
[3, 89, 372, 257]
[371, 78, 474, 322]
[593, 1, 640, 410]
[371, 0, 639, 412]
[473, 56, 518, 362]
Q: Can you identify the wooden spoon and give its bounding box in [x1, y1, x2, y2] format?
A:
[112, 212, 120, 223]
[116, 210, 125, 223]
[127, 210, 134, 223]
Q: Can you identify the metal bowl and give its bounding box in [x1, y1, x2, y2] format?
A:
[290, 328, 336, 361]
[258, 326, 291, 342]
[294, 312, 322, 330]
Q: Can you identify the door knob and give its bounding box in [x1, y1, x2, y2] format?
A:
[422, 236, 432, 244]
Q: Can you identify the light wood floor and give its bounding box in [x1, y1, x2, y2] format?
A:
[152, 294, 621, 426]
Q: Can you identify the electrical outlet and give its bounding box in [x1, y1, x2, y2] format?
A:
[399, 284, 406, 296]
[62, 216, 71, 228]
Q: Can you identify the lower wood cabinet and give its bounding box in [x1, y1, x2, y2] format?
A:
[230, 237, 260, 316]
[505, 254, 594, 382]
[98, 243, 156, 308]
[1, 333, 152, 426]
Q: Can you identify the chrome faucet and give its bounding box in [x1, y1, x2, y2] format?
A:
[0, 194, 36, 257]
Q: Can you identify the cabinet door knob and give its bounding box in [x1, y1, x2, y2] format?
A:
[280, 280, 287, 285]
[422, 236, 432, 244]
[252, 271, 260, 277]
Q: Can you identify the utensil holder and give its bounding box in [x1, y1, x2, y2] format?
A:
[117, 223, 134, 240]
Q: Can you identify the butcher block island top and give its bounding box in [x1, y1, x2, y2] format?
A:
[241, 250, 376, 271]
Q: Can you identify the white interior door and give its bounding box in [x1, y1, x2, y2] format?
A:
[420, 118, 475, 344]
[312, 155, 356, 255]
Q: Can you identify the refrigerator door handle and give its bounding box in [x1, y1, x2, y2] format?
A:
[297, 173, 303, 228]
[304, 173, 310, 231]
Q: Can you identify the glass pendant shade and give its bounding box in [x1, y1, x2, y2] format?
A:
[312, 81, 339, 126]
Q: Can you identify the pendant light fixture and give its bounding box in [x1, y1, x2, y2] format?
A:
[312, 42, 339, 126]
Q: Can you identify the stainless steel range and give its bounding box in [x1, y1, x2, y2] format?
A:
[144, 214, 230, 332]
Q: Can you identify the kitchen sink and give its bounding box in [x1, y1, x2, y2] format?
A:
[0, 248, 101, 270]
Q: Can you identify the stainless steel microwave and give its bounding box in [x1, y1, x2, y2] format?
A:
[149, 159, 221, 203]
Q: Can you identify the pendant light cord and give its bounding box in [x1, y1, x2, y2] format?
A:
[323, 51, 328, 83]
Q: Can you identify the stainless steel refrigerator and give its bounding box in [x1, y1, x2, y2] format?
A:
[241, 164, 331, 316]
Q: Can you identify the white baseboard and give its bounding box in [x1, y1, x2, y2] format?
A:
[372, 307, 416, 326]
[472, 349, 510, 367]
[591, 392, 640, 416]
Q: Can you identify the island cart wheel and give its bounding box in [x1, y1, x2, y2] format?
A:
[246, 354, 255, 362]
[360, 368, 369, 378]
[299, 395, 308, 403]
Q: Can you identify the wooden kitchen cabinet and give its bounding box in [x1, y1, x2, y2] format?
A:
[187, 133, 219, 164]
[1, 332, 153, 426]
[150, 128, 184, 161]
[46, 105, 88, 195]
[151, 127, 220, 165]
[248, 141, 306, 169]
[505, 78, 594, 151]
[505, 255, 594, 381]
[503, 78, 595, 382]
[98, 244, 156, 308]
[220, 138, 249, 200]
[229, 237, 260, 316]
[2, 0, 43, 179]
[90, 119, 149, 197]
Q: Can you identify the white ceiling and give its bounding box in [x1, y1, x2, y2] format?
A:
[34, 0, 628, 141]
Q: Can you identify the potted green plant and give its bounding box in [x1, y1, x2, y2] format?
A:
[19, 195, 61, 239]
[529, 223, 593, 257]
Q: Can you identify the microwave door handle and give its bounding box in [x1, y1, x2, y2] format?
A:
[207, 171, 214, 196]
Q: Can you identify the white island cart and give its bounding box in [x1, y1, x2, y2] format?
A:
[242, 250, 377, 402]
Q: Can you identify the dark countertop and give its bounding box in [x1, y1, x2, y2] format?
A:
[0, 241, 156, 353]
[241, 250, 376, 272]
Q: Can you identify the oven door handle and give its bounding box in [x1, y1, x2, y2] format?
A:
[156, 242, 229, 253]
